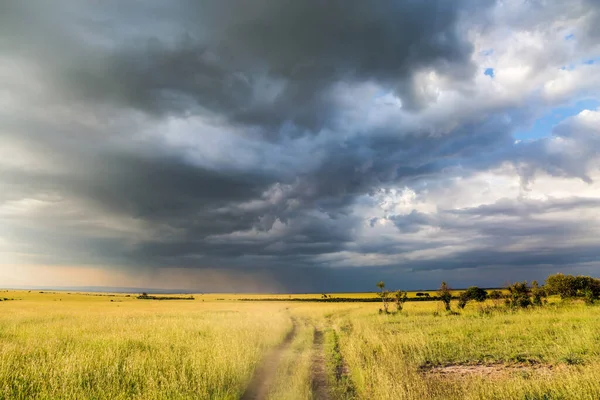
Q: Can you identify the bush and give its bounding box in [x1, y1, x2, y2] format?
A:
[545, 273, 600, 302]
[584, 288, 596, 305]
[464, 286, 488, 302]
[457, 292, 469, 309]
[394, 290, 408, 312]
[506, 281, 532, 308]
[488, 290, 504, 300]
[531, 280, 546, 306]
[376, 281, 390, 314]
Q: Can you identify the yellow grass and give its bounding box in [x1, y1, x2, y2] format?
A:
[0, 291, 290, 399]
[0, 290, 598, 399]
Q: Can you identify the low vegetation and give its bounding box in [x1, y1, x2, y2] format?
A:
[0, 272, 598, 399]
[545, 273, 600, 304]
[0, 294, 290, 399]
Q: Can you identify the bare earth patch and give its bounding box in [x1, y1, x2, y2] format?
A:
[420, 363, 559, 380]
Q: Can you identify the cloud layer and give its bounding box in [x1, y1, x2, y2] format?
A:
[2, 0, 600, 291]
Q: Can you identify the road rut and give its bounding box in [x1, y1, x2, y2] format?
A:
[310, 328, 330, 400]
[241, 318, 297, 400]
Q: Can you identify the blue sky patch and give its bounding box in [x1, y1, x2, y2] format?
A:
[513, 99, 600, 140]
[484, 68, 495, 78]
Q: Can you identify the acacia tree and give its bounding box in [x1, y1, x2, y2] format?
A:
[394, 290, 408, 312]
[458, 286, 488, 309]
[438, 281, 452, 311]
[377, 281, 390, 313]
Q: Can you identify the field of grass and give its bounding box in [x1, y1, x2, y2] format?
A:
[1, 290, 599, 399]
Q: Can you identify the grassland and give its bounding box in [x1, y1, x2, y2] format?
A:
[0, 290, 599, 399]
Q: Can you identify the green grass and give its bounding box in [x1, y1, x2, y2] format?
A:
[324, 328, 357, 399]
[0, 291, 598, 399]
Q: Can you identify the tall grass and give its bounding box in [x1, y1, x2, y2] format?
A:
[332, 301, 600, 400]
[1, 292, 599, 399]
[0, 293, 290, 399]
[267, 319, 313, 400]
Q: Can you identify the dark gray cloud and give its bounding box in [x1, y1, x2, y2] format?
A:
[1, 0, 488, 133]
[2, 0, 600, 291]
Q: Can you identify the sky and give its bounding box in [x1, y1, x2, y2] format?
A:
[1, 0, 600, 292]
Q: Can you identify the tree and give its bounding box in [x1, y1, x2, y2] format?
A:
[545, 273, 600, 303]
[545, 273, 577, 298]
[464, 286, 488, 302]
[394, 290, 408, 312]
[437, 281, 452, 311]
[377, 281, 390, 313]
[456, 286, 487, 309]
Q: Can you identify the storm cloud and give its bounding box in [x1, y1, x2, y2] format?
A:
[1, 0, 600, 291]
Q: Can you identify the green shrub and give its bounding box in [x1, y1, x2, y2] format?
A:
[531, 280, 547, 306]
[457, 292, 469, 309]
[464, 286, 488, 302]
[506, 281, 532, 308]
[545, 273, 600, 301]
[394, 290, 408, 312]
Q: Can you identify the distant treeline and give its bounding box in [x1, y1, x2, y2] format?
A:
[238, 273, 600, 307]
[0, 298, 17, 302]
[238, 296, 463, 303]
[137, 293, 195, 300]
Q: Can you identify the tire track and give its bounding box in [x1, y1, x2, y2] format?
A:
[241, 318, 297, 400]
[311, 327, 330, 400]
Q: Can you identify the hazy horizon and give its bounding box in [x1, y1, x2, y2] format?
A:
[0, 283, 511, 294]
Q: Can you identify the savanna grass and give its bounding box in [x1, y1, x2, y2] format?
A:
[0, 292, 290, 399]
[1, 291, 599, 399]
